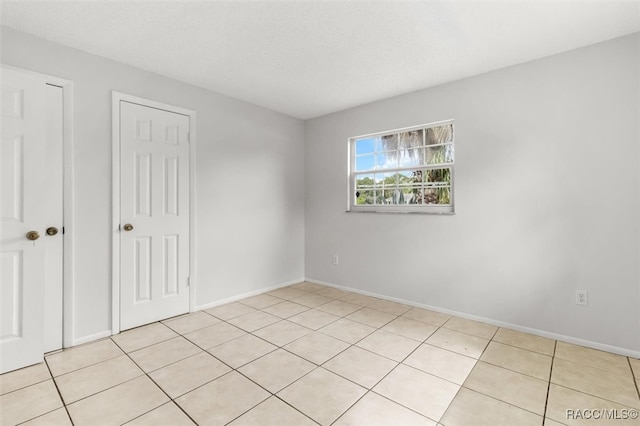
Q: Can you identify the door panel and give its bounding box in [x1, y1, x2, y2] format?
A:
[0, 68, 47, 373]
[120, 101, 190, 330]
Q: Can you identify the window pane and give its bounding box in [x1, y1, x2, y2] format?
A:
[356, 174, 375, 189]
[355, 190, 374, 205]
[425, 124, 453, 145]
[375, 151, 398, 170]
[378, 134, 398, 151]
[399, 130, 423, 149]
[420, 186, 451, 204]
[376, 188, 399, 205]
[398, 147, 424, 168]
[426, 145, 454, 165]
[402, 186, 422, 205]
[397, 170, 414, 186]
[355, 154, 375, 171]
[355, 137, 376, 155]
[423, 168, 452, 185]
[377, 172, 399, 188]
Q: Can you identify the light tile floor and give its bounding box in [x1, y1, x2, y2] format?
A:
[1, 282, 639, 425]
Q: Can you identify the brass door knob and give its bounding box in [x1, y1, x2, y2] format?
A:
[26, 231, 40, 241]
[123, 223, 134, 232]
[46, 227, 59, 236]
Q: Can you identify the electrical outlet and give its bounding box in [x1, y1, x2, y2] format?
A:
[332, 254, 339, 265]
[575, 290, 588, 306]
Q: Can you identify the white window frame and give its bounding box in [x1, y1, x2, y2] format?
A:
[347, 120, 455, 214]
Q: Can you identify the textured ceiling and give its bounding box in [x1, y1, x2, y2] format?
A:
[2, 1, 639, 119]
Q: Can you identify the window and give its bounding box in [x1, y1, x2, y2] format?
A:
[348, 120, 454, 214]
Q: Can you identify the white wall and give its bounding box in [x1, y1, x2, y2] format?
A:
[305, 33, 640, 353]
[1, 27, 305, 343]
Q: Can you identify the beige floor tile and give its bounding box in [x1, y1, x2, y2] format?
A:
[402, 307, 451, 327]
[253, 320, 312, 347]
[493, 328, 555, 356]
[129, 336, 201, 372]
[268, 287, 308, 300]
[404, 344, 477, 385]
[208, 334, 277, 368]
[227, 311, 281, 332]
[316, 300, 362, 317]
[335, 392, 436, 426]
[284, 331, 350, 364]
[0, 362, 50, 395]
[55, 355, 143, 404]
[229, 396, 317, 426]
[382, 317, 438, 341]
[205, 302, 256, 320]
[440, 387, 542, 426]
[125, 402, 195, 425]
[112, 323, 178, 353]
[162, 311, 221, 335]
[0, 379, 63, 425]
[238, 349, 315, 393]
[183, 321, 246, 349]
[149, 352, 231, 398]
[464, 361, 548, 415]
[338, 292, 378, 306]
[426, 328, 489, 359]
[374, 364, 459, 422]
[46, 338, 123, 376]
[367, 299, 412, 316]
[278, 367, 367, 426]
[21, 408, 72, 426]
[176, 371, 269, 425]
[315, 287, 352, 299]
[262, 301, 310, 319]
[551, 358, 640, 409]
[346, 308, 397, 328]
[319, 318, 376, 344]
[555, 341, 631, 376]
[324, 346, 398, 388]
[544, 419, 567, 426]
[239, 293, 283, 309]
[357, 330, 421, 362]
[290, 282, 326, 293]
[546, 383, 640, 425]
[480, 341, 552, 380]
[290, 293, 333, 308]
[288, 309, 340, 330]
[443, 317, 498, 340]
[544, 417, 566, 426]
[67, 375, 168, 425]
[629, 358, 640, 377]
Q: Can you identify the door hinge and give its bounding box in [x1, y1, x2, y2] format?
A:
[187, 132, 190, 143]
[187, 276, 191, 287]
[62, 226, 65, 235]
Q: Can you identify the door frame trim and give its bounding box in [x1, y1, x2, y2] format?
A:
[111, 92, 197, 334]
[1, 64, 75, 349]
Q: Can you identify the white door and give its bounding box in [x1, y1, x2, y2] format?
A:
[1, 68, 47, 373]
[43, 84, 64, 353]
[119, 101, 190, 331]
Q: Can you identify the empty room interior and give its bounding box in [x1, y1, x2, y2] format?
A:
[1, 1, 640, 425]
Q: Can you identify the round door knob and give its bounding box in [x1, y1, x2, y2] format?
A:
[46, 227, 59, 236]
[26, 231, 40, 241]
[123, 223, 134, 232]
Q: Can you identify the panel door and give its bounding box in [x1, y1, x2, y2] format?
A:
[119, 101, 190, 330]
[0, 68, 47, 373]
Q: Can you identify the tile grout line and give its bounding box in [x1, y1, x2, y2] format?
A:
[541, 340, 558, 423]
[43, 355, 76, 426]
[109, 335, 201, 426]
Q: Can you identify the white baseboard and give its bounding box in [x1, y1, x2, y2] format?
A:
[71, 330, 112, 347]
[194, 277, 305, 311]
[305, 277, 640, 358]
